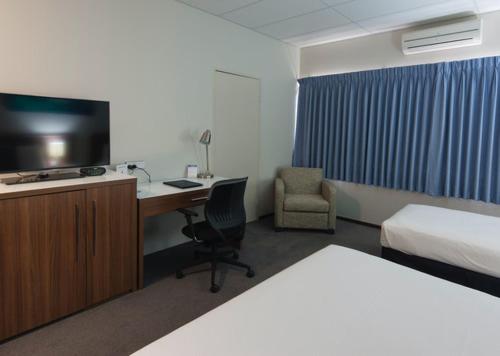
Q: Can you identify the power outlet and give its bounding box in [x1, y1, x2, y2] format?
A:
[115, 163, 128, 175]
[126, 160, 146, 169]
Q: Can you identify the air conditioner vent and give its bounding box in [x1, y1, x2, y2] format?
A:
[402, 17, 482, 55]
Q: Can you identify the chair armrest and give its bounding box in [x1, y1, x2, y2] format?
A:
[321, 180, 336, 230]
[274, 178, 285, 227]
[177, 208, 200, 241]
[176, 208, 198, 217]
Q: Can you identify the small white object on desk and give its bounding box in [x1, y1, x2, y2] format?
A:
[186, 165, 198, 178]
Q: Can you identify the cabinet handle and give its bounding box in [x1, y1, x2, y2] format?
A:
[191, 196, 208, 202]
[75, 204, 80, 262]
[92, 200, 97, 256]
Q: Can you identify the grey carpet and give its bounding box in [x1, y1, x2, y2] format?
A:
[0, 217, 380, 356]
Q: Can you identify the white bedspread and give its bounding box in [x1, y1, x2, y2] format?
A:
[381, 204, 500, 278]
[133, 245, 500, 356]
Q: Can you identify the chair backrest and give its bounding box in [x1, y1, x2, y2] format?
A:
[205, 177, 248, 239]
[279, 167, 323, 194]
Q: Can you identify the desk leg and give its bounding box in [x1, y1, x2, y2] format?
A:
[131, 190, 138, 291]
[138, 206, 145, 289]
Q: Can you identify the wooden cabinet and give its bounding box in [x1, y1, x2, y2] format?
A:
[87, 184, 136, 304]
[0, 178, 136, 341]
[0, 191, 87, 340]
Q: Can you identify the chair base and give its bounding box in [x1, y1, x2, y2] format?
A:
[176, 247, 254, 293]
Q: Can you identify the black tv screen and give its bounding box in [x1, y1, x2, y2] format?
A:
[0, 93, 110, 173]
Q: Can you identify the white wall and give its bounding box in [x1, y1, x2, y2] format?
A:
[0, 0, 299, 253]
[300, 11, 500, 225]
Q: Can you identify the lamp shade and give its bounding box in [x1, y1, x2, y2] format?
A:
[199, 129, 211, 145]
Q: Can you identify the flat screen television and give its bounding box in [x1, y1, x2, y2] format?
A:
[0, 93, 110, 174]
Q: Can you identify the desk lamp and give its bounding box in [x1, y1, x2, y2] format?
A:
[198, 129, 214, 178]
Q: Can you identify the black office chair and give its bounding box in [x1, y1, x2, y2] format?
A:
[176, 177, 255, 293]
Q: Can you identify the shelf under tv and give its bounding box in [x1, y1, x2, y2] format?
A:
[1, 171, 84, 185]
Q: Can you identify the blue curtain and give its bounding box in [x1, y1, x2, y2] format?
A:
[293, 56, 500, 204]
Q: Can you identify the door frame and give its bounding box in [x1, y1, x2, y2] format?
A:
[212, 69, 262, 218]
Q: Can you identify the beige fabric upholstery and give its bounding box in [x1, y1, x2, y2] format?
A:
[275, 167, 336, 231]
[322, 180, 337, 230]
[280, 167, 322, 194]
[284, 194, 329, 213]
[274, 178, 285, 228]
[283, 211, 328, 229]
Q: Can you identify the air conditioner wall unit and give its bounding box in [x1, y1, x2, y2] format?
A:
[402, 17, 482, 55]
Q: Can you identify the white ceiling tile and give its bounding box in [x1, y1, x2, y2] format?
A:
[286, 23, 369, 47]
[475, 0, 500, 13]
[256, 8, 351, 39]
[177, 0, 261, 15]
[358, 0, 476, 32]
[223, 0, 329, 28]
[176, 0, 498, 47]
[334, 0, 448, 21]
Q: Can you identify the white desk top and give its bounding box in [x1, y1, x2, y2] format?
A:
[0, 170, 135, 197]
[137, 177, 226, 200]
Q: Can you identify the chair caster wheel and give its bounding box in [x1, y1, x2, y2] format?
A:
[176, 270, 185, 279]
[246, 269, 255, 278]
[232, 251, 239, 260]
[210, 284, 220, 293]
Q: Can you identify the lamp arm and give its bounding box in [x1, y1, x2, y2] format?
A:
[205, 144, 210, 172]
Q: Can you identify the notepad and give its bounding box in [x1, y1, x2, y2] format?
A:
[163, 180, 203, 189]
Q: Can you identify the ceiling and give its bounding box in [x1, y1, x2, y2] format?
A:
[177, 0, 500, 47]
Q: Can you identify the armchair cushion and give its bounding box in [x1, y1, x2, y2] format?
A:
[284, 194, 329, 213]
[280, 167, 323, 194]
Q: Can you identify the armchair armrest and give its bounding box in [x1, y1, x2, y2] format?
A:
[274, 178, 285, 228]
[321, 180, 337, 230]
[321, 180, 336, 203]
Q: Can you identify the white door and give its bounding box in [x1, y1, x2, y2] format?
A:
[213, 71, 260, 222]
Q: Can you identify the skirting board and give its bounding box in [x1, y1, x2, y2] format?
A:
[259, 213, 381, 229]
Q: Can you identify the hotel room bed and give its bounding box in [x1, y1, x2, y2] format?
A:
[381, 204, 500, 296]
[133, 245, 500, 356]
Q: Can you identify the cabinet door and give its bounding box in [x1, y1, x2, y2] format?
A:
[86, 183, 135, 304]
[0, 191, 86, 340]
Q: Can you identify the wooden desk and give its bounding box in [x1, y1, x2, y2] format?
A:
[137, 177, 225, 288]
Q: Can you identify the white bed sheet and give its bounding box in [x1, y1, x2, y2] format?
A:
[381, 204, 500, 278]
[133, 245, 500, 356]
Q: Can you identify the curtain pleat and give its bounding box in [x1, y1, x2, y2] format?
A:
[293, 56, 500, 204]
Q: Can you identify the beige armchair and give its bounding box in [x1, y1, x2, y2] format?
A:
[275, 167, 336, 234]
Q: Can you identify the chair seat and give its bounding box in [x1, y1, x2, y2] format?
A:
[284, 194, 329, 213]
[182, 221, 219, 242]
[182, 221, 243, 242]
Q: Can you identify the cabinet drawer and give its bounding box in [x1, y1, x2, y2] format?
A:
[140, 189, 210, 217]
